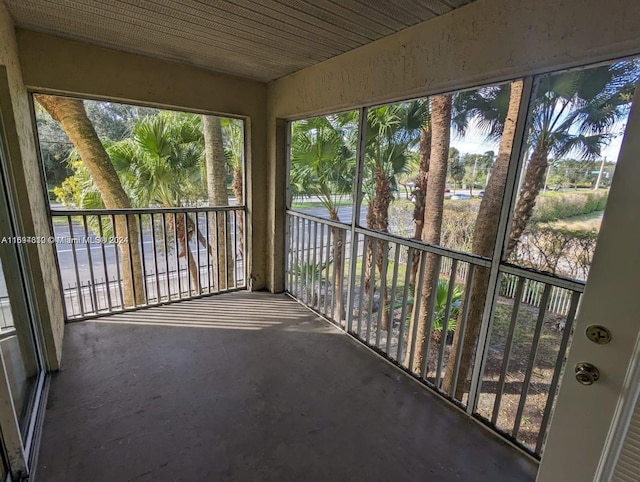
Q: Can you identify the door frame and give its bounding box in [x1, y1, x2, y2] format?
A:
[0, 68, 49, 480]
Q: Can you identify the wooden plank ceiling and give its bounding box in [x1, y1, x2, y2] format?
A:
[6, 0, 475, 82]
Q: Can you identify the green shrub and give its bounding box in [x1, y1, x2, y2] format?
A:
[533, 190, 608, 222]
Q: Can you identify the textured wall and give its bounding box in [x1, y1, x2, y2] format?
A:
[0, 4, 64, 369]
[270, 0, 640, 119]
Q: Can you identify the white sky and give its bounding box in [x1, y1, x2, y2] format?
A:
[451, 123, 627, 163]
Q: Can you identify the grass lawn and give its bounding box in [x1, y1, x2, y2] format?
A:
[547, 209, 604, 231]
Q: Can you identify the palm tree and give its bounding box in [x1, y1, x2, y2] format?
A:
[290, 114, 357, 219]
[442, 61, 638, 399]
[203, 115, 234, 290]
[412, 119, 431, 234]
[35, 94, 146, 308]
[290, 113, 357, 321]
[442, 80, 524, 398]
[507, 61, 638, 256]
[109, 111, 206, 292]
[221, 118, 245, 259]
[404, 94, 452, 372]
[409, 116, 432, 284]
[448, 147, 465, 193]
[364, 101, 426, 330]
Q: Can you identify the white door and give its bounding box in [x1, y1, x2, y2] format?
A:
[537, 84, 640, 481]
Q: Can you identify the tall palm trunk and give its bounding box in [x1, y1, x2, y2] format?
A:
[442, 80, 524, 399]
[203, 115, 234, 289]
[506, 140, 549, 257]
[329, 207, 346, 323]
[168, 213, 200, 293]
[232, 165, 244, 259]
[36, 95, 145, 307]
[411, 123, 432, 283]
[404, 94, 452, 372]
[363, 166, 392, 330]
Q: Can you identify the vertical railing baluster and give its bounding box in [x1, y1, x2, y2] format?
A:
[214, 211, 221, 293]
[435, 258, 458, 388]
[491, 275, 526, 425]
[338, 227, 348, 329]
[292, 215, 298, 298]
[310, 220, 318, 308]
[223, 210, 229, 291]
[161, 213, 171, 301]
[300, 216, 307, 299]
[385, 244, 401, 355]
[375, 240, 389, 348]
[172, 212, 182, 299]
[184, 212, 192, 296]
[286, 214, 292, 292]
[293, 214, 298, 297]
[67, 216, 85, 317]
[536, 291, 581, 454]
[317, 222, 324, 311]
[149, 214, 160, 303]
[123, 214, 137, 307]
[396, 247, 414, 362]
[203, 209, 210, 293]
[356, 235, 368, 339]
[450, 264, 477, 401]
[407, 252, 427, 372]
[81, 215, 98, 313]
[66, 282, 73, 317]
[138, 213, 149, 304]
[330, 225, 340, 323]
[512, 283, 552, 439]
[99, 277, 107, 311]
[232, 210, 238, 289]
[195, 212, 202, 296]
[111, 214, 124, 309]
[323, 224, 331, 316]
[420, 255, 442, 380]
[97, 215, 112, 312]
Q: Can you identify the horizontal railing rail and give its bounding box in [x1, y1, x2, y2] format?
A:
[51, 206, 246, 320]
[50, 205, 239, 216]
[285, 210, 584, 459]
[438, 258, 585, 316]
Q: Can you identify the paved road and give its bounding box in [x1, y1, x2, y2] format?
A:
[52, 217, 241, 290]
[294, 205, 367, 225]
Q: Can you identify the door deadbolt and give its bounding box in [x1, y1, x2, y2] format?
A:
[585, 325, 612, 345]
[575, 362, 600, 386]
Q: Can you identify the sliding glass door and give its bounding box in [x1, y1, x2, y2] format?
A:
[0, 113, 46, 479]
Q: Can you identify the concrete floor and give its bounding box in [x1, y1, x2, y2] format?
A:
[36, 291, 538, 482]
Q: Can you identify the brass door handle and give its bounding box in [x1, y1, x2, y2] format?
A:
[575, 362, 600, 386]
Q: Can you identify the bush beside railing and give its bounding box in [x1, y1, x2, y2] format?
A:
[533, 190, 608, 222]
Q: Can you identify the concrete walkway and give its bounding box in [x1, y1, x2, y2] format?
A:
[36, 291, 538, 481]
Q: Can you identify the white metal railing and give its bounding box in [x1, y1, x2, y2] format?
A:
[439, 257, 577, 316]
[285, 209, 584, 458]
[51, 206, 246, 320]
